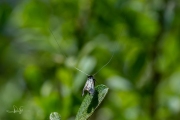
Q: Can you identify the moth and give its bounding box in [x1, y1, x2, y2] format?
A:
[76, 54, 114, 96]
[49, 29, 114, 96]
[82, 75, 95, 96]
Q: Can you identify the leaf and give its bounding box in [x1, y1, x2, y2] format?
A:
[75, 84, 109, 120]
[49, 112, 61, 120]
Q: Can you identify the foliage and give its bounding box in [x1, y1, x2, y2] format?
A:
[0, 0, 180, 120]
[75, 84, 109, 120]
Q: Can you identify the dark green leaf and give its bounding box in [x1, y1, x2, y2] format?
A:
[75, 84, 109, 120]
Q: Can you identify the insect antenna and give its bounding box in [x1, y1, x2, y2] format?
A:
[73, 67, 89, 76]
[93, 52, 114, 76]
[49, 28, 89, 76]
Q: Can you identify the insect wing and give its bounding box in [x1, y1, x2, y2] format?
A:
[82, 76, 95, 96]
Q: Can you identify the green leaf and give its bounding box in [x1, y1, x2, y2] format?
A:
[49, 112, 61, 120]
[75, 84, 109, 120]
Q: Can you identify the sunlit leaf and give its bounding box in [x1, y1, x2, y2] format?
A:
[75, 84, 109, 120]
[49, 112, 61, 120]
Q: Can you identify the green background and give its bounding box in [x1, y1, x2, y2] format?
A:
[0, 0, 180, 120]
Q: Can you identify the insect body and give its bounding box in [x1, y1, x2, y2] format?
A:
[82, 75, 95, 96]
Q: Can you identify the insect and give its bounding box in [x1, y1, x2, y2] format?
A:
[49, 29, 114, 96]
[80, 54, 114, 96]
[82, 75, 95, 96]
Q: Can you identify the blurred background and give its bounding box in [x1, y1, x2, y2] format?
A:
[0, 0, 180, 120]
